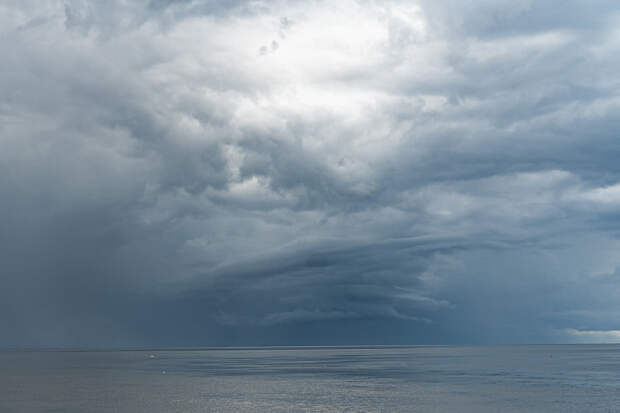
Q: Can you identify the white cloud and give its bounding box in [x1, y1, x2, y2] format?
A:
[564, 329, 620, 343]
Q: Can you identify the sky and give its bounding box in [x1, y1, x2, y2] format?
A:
[2, 0, 620, 347]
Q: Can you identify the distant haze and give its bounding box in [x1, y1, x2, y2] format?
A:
[2, 0, 620, 347]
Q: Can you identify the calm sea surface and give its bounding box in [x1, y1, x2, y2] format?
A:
[1, 345, 620, 412]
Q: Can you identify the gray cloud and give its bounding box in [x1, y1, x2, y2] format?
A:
[2, 0, 620, 347]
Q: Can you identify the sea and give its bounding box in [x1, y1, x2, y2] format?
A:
[1, 345, 619, 412]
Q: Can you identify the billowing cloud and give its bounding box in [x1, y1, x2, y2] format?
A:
[2, 0, 620, 347]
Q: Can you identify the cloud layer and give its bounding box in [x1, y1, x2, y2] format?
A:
[2, 0, 620, 346]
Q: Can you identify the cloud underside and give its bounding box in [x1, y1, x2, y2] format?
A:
[2, 0, 620, 346]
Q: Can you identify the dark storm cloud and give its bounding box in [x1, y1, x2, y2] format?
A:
[2, 0, 620, 347]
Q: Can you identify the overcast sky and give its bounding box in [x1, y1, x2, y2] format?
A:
[2, 0, 620, 347]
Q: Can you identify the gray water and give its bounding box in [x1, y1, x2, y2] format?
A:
[1, 345, 620, 412]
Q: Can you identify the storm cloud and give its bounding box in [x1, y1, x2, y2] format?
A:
[2, 0, 620, 347]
